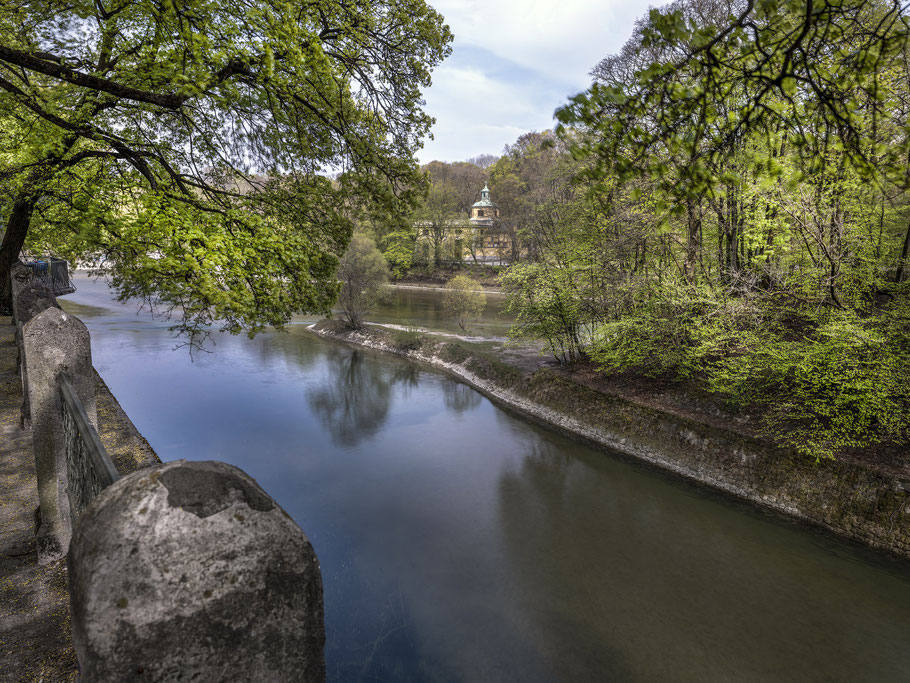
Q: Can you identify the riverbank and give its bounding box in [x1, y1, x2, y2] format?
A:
[310, 319, 910, 561]
[392, 263, 503, 290]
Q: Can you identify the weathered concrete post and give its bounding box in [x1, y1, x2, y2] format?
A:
[21, 306, 96, 562]
[10, 262, 57, 426]
[68, 460, 326, 681]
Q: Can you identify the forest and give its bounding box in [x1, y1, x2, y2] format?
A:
[2, 0, 909, 461]
[368, 0, 910, 461]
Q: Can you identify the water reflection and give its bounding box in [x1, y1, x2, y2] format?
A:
[442, 381, 482, 414]
[495, 432, 910, 681]
[307, 348, 394, 447]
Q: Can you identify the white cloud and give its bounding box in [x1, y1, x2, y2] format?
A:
[431, 0, 654, 88]
[419, 57, 555, 162]
[417, 0, 656, 163]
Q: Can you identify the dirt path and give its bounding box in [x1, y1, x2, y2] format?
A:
[0, 317, 77, 681]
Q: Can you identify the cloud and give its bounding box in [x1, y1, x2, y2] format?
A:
[417, 0, 655, 163]
[419, 48, 563, 162]
[432, 0, 653, 88]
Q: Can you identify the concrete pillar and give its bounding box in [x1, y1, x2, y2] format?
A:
[22, 306, 96, 562]
[9, 261, 36, 322]
[11, 262, 59, 427]
[68, 460, 326, 681]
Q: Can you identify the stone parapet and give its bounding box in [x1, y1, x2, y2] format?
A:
[69, 460, 326, 681]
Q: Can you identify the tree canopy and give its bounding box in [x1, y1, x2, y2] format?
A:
[562, 0, 910, 199]
[0, 0, 451, 340]
[488, 0, 910, 459]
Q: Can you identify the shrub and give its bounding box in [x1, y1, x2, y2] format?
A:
[591, 288, 910, 460]
[442, 275, 486, 333]
[392, 327, 423, 351]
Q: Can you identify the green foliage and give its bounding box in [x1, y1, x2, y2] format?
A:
[592, 289, 910, 460]
[502, 263, 587, 364]
[392, 327, 423, 351]
[442, 275, 486, 333]
[499, 0, 910, 460]
[380, 229, 417, 278]
[336, 233, 390, 329]
[712, 315, 910, 460]
[0, 0, 452, 330]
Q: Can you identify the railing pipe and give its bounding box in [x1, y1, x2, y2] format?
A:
[60, 375, 120, 518]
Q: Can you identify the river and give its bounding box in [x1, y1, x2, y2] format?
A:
[60, 273, 910, 682]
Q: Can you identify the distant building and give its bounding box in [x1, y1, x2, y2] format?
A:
[470, 184, 499, 221]
[415, 184, 514, 265]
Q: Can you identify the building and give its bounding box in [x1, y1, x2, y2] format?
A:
[415, 184, 514, 265]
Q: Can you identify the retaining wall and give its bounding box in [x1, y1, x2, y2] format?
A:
[312, 320, 910, 561]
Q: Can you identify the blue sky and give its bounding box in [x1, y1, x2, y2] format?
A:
[417, 0, 657, 163]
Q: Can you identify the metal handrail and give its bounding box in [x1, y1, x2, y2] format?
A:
[23, 257, 76, 296]
[60, 375, 119, 516]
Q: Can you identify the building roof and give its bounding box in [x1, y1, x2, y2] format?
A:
[472, 184, 498, 209]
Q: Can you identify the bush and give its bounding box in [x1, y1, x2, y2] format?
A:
[591, 289, 910, 460]
[392, 327, 423, 351]
[442, 275, 486, 333]
[501, 263, 586, 363]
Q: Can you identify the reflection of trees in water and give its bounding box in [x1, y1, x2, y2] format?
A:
[442, 380, 481, 414]
[307, 348, 394, 447]
[307, 347, 426, 447]
[495, 441, 635, 679]
[389, 363, 420, 399]
[499, 442, 572, 521]
[306, 344, 482, 447]
[249, 325, 321, 372]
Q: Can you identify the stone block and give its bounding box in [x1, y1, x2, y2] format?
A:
[68, 460, 326, 681]
[11, 263, 59, 427]
[22, 307, 95, 562]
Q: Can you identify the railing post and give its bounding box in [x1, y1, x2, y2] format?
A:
[11, 262, 59, 427]
[69, 460, 326, 680]
[21, 306, 96, 563]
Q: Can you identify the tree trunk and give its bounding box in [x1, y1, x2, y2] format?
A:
[896, 215, 910, 283]
[685, 197, 701, 284]
[0, 196, 36, 314]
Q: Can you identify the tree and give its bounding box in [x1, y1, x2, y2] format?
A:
[0, 0, 451, 339]
[466, 154, 500, 170]
[336, 233, 389, 329]
[411, 161, 488, 265]
[414, 177, 458, 265]
[442, 275, 486, 332]
[541, 0, 910, 457]
[488, 131, 570, 263]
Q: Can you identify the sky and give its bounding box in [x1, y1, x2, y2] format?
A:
[417, 0, 657, 164]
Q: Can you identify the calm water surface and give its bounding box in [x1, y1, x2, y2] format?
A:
[61, 273, 910, 682]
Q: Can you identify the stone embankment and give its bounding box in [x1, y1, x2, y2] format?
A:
[311, 320, 910, 561]
[1, 314, 159, 680]
[6, 261, 327, 679]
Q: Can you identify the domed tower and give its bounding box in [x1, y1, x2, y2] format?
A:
[470, 185, 499, 221]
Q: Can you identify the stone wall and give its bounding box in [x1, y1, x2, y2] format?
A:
[69, 460, 325, 681]
[9, 265, 327, 678]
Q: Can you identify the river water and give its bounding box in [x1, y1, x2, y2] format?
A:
[60, 273, 910, 682]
